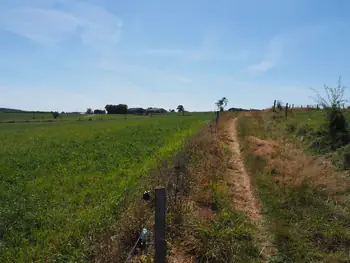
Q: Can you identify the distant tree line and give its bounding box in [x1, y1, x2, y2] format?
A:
[228, 107, 249, 112]
[102, 104, 170, 115]
[94, 109, 106, 114]
[105, 104, 128, 114]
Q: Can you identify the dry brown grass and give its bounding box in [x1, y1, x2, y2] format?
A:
[237, 112, 350, 262]
[248, 135, 350, 194]
[94, 114, 233, 262]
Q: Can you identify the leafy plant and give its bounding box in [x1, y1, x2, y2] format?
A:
[216, 97, 228, 112]
[311, 78, 349, 149]
[52, 111, 60, 119]
[176, 105, 185, 115]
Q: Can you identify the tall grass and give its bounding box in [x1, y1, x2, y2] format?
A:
[237, 112, 350, 262]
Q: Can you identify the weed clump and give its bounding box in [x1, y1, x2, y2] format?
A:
[311, 78, 350, 151]
[285, 123, 297, 133]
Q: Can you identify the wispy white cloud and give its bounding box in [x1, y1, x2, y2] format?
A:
[0, 8, 82, 46]
[250, 60, 275, 72]
[0, 0, 123, 51]
[97, 59, 193, 90]
[249, 35, 284, 73]
[143, 30, 223, 60]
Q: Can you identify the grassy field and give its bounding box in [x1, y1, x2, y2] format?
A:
[237, 110, 350, 262]
[0, 111, 165, 123]
[283, 109, 350, 129]
[0, 113, 213, 262]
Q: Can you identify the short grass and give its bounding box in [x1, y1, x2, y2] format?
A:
[0, 113, 213, 262]
[0, 111, 206, 123]
[0, 111, 141, 122]
[275, 108, 350, 131]
[237, 112, 350, 262]
[193, 182, 260, 263]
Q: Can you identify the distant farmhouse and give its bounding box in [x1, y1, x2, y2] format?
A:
[146, 107, 167, 114]
[127, 108, 146, 114]
[127, 107, 167, 115]
[228, 107, 260, 112]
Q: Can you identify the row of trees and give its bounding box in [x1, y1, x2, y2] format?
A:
[86, 108, 106, 114]
[82, 98, 229, 116]
[83, 105, 188, 115]
[105, 104, 128, 114]
[50, 96, 230, 120]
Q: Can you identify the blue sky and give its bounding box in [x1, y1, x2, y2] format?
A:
[0, 0, 349, 112]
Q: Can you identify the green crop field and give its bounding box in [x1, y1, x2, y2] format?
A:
[0, 113, 213, 262]
[0, 111, 154, 123]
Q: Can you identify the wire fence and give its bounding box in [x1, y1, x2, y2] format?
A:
[120, 148, 190, 263]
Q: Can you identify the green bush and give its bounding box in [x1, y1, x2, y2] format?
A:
[331, 144, 350, 170]
[285, 123, 297, 133]
[52, 111, 60, 119]
[326, 108, 349, 149]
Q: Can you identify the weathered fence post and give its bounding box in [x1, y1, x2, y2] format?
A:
[273, 100, 276, 112]
[285, 103, 288, 118]
[216, 111, 219, 124]
[155, 188, 166, 263]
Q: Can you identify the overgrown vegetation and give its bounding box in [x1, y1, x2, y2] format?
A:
[311, 78, 349, 150]
[181, 115, 259, 262]
[269, 80, 350, 170]
[237, 111, 350, 262]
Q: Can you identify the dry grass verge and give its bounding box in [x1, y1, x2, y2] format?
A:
[95, 113, 262, 262]
[237, 111, 350, 263]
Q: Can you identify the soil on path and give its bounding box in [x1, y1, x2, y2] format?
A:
[225, 117, 276, 260]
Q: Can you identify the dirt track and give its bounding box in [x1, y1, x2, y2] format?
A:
[226, 117, 262, 220]
[225, 117, 276, 261]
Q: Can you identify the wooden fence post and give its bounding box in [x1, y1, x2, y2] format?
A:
[216, 111, 219, 124]
[285, 103, 288, 118]
[273, 100, 276, 112]
[155, 188, 166, 263]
